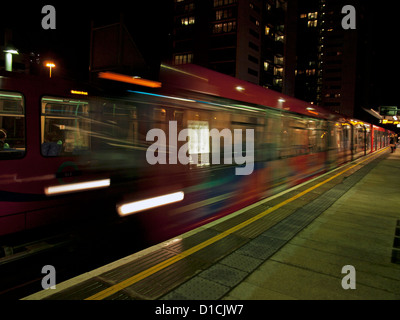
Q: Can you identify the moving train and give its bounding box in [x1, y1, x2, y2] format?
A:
[0, 64, 392, 245]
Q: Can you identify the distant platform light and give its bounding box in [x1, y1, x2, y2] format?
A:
[98, 72, 162, 88]
[278, 98, 286, 103]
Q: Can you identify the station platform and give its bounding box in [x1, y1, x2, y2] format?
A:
[23, 148, 400, 300]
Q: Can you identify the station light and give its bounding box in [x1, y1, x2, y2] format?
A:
[3, 47, 18, 72]
[45, 62, 56, 78]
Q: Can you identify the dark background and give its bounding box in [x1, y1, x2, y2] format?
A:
[1, 0, 399, 107]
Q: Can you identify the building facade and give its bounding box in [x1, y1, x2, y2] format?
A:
[295, 0, 361, 118]
[171, 0, 295, 94]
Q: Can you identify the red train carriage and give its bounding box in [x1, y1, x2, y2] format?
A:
[0, 65, 393, 244]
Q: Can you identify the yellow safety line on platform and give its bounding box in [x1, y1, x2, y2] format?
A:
[85, 148, 388, 300]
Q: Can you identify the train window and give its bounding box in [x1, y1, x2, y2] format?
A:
[263, 111, 280, 161]
[354, 125, 366, 154]
[308, 120, 328, 153]
[0, 91, 25, 159]
[41, 97, 90, 156]
[98, 98, 138, 149]
[188, 120, 210, 166]
[185, 110, 211, 167]
[280, 117, 308, 158]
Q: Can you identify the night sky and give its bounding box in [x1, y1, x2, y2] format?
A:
[2, 1, 173, 79]
[1, 0, 399, 107]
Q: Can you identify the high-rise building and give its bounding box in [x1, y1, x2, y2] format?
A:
[171, 0, 296, 94]
[295, 0, 361, 118]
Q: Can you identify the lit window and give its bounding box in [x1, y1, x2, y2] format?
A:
[308, 20, 318, 27]
[308, 12, 318, 19]
[274, 67, 283, 77]
[212, 21, 236, 33]
[181, 16, 195, 26]
[275, 34, 285, 42]
[306, 69, 316, 76]
[274, 56, 284, 65]
[265, 26, 271, 35]
[264, 61, 269, 71]
[300, 13, 307, 19]
[174, 53, 194, 65]
[273, 78, 283, 87]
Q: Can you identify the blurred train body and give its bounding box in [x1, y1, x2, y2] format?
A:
[0, 65, 392, 243]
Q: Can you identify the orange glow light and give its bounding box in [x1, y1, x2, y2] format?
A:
[307, 110, 319, 116]
[98, 72, 162, 88]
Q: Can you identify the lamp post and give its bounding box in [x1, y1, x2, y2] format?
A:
[3, 48, 19, 72]
[45, 62, 56, 78]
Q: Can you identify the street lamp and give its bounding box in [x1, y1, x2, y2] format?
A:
[3, 47, 19, 72]
[45, 62, 56, 78]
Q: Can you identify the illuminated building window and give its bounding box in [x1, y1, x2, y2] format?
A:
[300, 13, 307, 19]
[275, 34, 285, 42]
[264, 61, 269, 71]
[274, 67, 283, 77]
[174, 53, 194, 65]
[181, 16, 195, 26]
[306, 69, 316, 76]
[265, 26, 271, 35]
[273, 78, 283, 87]
[308, 12, 318, 19]
[212, 21, 237, 33]
[274, 56, 284, 65]
[214, 0, 237, 7]
[308, 20, 318, 27]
